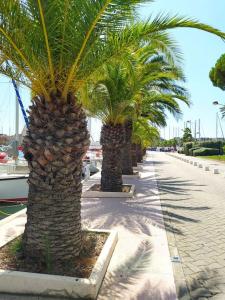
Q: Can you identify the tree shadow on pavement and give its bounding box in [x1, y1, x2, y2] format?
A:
[82, 173, 210, 236]
[141, 174, 205, 197]
[178, 268, 221, 300]
[98, 239, 153, 300]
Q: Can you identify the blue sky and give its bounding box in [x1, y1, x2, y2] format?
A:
[0, 0, 225, 140]
[139, 0, 225, 139]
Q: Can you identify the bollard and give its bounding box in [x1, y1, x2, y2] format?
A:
[194, 162, 198, 166]
[198, 164, 203, 168]
[204, 166, 210, 171]
[213, 168, 219, 174]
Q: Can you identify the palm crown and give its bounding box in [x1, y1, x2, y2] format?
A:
[0, 1, 225, 101]
[84, 45, 189, 127]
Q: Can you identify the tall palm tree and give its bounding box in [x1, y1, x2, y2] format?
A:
[85, 63, 134, 191]
[121, 49, 189, 173]
[0, 1, 224, 267]
[85, 50, 188, 191]
[132, 118, 160, 162]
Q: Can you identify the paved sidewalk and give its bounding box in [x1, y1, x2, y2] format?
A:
[0, 155, 177, 300]
[152, 151, 225, 300]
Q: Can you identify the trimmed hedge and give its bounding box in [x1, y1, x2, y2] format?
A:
[184, 142, 193, 156]
[196, 141, 222, 149]
[196, 141, 223, 154]
[193, 147, 220, 156]
[189, 147, 201, 156]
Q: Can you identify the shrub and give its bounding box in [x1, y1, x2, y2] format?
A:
[189, 147, 201, 156]
[184, 142, 194, 156]
[193, 147, 220, 156]
[197, 141, 223, 154]
[178, 148, 184, 154]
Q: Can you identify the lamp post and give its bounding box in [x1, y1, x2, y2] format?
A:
[186, 120, 191, 130]
[212, 101, 224, 141]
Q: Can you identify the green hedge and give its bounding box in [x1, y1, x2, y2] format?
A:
[184, 142, 193, 156]
[189, 147, 201, 156]
[178, 148, 184, 154]
[193, 147, 220, 156]
[196, 141, 223, 154]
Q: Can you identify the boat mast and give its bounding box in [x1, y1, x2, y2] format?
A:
[14, 84, 19, 165]
[15, 87, 19, 143]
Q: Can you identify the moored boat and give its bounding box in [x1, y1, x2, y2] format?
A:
[0, 174, 28, 203]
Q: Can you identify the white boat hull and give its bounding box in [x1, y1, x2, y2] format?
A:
[0, 175, 28, 202]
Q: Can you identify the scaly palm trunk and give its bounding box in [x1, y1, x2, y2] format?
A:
[122, 120, 133, 175]
[136, 143, 143, 163]
[131, 143, 137, 167]
[22, 92, 89, 267]
[101, 124, 125, 192]
[143, 148, 147, 157]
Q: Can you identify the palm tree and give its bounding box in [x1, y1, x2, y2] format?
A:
[0, 1, 225, 267]
[121, 49, 189, 173]
[85, 63, 134, 191]
[132, 118, 160, 163]
[85, 49, 188, 191]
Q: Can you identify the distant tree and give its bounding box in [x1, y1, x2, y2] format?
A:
[182, 127, 193, 143]
[157, 138, 180, 147]
[209, 54, 225, 90]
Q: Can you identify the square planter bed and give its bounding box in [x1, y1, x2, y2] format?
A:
[0, 229, 118, 299]
[122, 171, 140, 179]
[133, 165, 143, 171]
[82, 184, 135, 198]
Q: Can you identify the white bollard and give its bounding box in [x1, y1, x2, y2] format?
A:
[194, 162, 198, 166]
[213, 168, 219, 174]
[204, 166, 210, 171]
[190, 161, 193, 165]
[198, 164, 203, 168]
[186, 159, 189, 163]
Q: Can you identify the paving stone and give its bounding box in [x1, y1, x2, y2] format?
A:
[190, 287, 212, 299]
[154, 152, 225, 300]
[211, 295, 225, 300]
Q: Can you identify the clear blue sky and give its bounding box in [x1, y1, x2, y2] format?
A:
[140, 0, 225, 139]
[0, 0, 225, 140]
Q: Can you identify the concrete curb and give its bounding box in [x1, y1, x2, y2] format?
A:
[122, 171, 140, 179]
[82, 184, 135, 198]
[0, 208, 26, 227]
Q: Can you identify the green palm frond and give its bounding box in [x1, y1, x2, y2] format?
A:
[0, 1, 224, 101]
[132, 118, 160, 147]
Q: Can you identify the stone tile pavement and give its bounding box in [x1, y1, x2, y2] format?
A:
[152, 151, 225, 300]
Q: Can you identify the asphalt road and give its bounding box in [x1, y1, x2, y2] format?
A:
[151, 151, 225, 300]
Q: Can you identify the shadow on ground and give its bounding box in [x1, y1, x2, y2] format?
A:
[178, 268, 221, 300]
[82, 165, 210, 236]
[98, 239, 154, 300]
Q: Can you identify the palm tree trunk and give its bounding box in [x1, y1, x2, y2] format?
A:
[136, 143, 143, 163]
[22, 92, 89, 267]
[132, 143, 137, 167]
[143, 148, 147, 157]
[122, 120, 133, 175]
[100, 124, 125, 192]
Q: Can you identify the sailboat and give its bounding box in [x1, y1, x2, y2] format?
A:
[0, 79, 29, 203]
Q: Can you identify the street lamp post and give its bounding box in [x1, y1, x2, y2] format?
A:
[212, 101, 224, 141]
